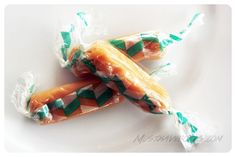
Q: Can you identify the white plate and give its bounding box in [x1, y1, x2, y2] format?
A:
[4, 5, 231, 152]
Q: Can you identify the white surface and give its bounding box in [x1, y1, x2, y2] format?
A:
[4, 5, 231, 152]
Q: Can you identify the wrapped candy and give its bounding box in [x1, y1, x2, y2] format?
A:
[11, 61, 172, 124]
[57, 11, 204, 78]
[12, 11, 205, 151]
[12, 73, 123, 124]
[57, 40, 203, 150]
[55, 11, 205, 150]
[12, 29, 175, 124]
[81, 41, 170, 113]
[12, 26, 177, 124]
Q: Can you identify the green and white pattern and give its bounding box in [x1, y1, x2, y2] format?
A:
[32, 83, 115, 121]
[54, 11, 205, 151]
[158, 12, 204, 49]
[109, 33, 160, 57]
[11, 72, 37, 118]
[170, 110, 200, 150]
[95, 70, 162, 113]
[56, 10, 89, 69]
[109, 12, 204, 57]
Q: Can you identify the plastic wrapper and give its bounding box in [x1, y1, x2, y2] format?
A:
[11, 62, 171, 125]
[55, 11, 205, 150]
[12, 10, 205, 151]
[12, 23, 175, 125]
[60, 40, 204, 150]
[12, 72, 123, 124]
[56, 11, 203, 78]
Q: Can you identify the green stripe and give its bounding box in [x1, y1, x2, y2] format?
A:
[70, 50, 82, 67]
[77, 89, 96, 99]
[188, 12, 201, 27]
[126, 41, 144, 57]
[176, 112, 188, 124]
[37, 111, 46, 120]
[189, 123, 198, 133]
[96, 88, 113, 107]
[61, 47, 67, 61]
[54, 99, 64, 109]
[81, 58, 96, 73]
[77, 11, 88, 27]
[64, 98, 81, 116]
[112, 76, 126, 93]
[61, 32, 71, 48]
[26, 98, 31, 110]
[150, 110, 163, 114]
[36, 110, 46, 120]
[123, 93, 139, 102]
[111, 76, 157, 110]
[141, 34, 159, 43]
[179, 29, 186, 35]
[100, 76, 110, 83]
[47, 99, 64, 110]
[187, 135, 198, 144]
[169, 34, 182, 41]
[141, 94, 156, 111]
[110, 39, 126, 51]
[168, 111, 173, 115]
[112, 76, 141, 102]
[160, 39, 173, 49]
[36, 105, 49, 120]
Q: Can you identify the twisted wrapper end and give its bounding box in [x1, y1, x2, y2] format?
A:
[158, 12, 204, 50]
[11, 72, 53, 123]
[11, 72, 37, 118]
[167, 108, 212, 151]
[55, 10, 93, 69]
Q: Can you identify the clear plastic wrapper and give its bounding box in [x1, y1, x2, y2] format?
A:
[11, 63, 171, 125]
[56, 11, 203, 78]
[12, 72, 123, 124]
[55, 11, 205, 150]
[61, 40, 204, 150]
[12, 10, 206, 151]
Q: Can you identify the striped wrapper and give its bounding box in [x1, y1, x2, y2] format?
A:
[31, 83, 121, 124]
